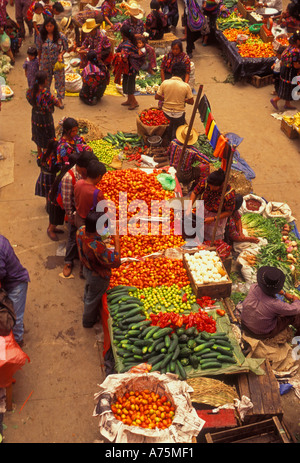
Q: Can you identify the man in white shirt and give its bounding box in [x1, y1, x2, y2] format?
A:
[155, 61, 194, 143]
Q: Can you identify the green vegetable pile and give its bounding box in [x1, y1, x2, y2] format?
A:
[88, 138, 120, 167]
[108, 285, 237, 379]
[241, 213, 287, 244]
[102, 131, 144, 149]
[217, 12, 250, 30]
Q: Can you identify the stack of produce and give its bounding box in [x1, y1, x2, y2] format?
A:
[109, 258, 190, 289]
[185, 250, 229, 285]
[139, 108, 169, 126]
[102, 131, 144, 149]
[88, 138, 121, 167]
[217, 12, 250, 31]
[111, 389, 176, 429]
[241, 213, 300, 295]
[237, 41, 275, 58]
[108, 285, 236, 378]
[282, 112, 300, 131]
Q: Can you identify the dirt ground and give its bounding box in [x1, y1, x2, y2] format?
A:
[0, 0, 300, 444]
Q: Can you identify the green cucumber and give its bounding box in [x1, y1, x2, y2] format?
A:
[217, 354, 236, 364]
[148, 353, 165, 365]
[152, 327, 173, 340]
[212, 345, 233, 356]
[164, 334, 171, 349]
[170, 360, 176, 372]
[168, 333, 178, 353]
[200, 361, 222, 369]
[172, 345, 180, 361]
[151, 360, 163, 371]
[195, 348, 212, 356]
[155, 341, 165, 352]
[189, 355, 199, 369]
[123, 314, 145, 324]
[145, 326, 161, 339]
[176, 359, 187, 380]
[212, 339, 233, 349]
[128, 320, 151, 330]
[200, 352, 219, 359]
[122, 307, 143, 319]
[160, 352, 173, 369]
[194, 341, 214, 352]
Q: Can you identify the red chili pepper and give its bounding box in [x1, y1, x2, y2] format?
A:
[216, 309, 226, 316]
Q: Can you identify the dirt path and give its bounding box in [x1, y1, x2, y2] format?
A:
[0, 0, 299, 443]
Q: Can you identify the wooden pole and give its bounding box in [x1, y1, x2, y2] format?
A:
[210, 144, 236, 246]
[177, 84, 203, 171]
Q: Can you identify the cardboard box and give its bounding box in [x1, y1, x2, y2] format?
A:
[260, 25, 274, 43]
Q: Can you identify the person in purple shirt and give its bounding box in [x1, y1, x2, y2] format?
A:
[241, 266, 300, 339]
[23, 45, 39, 88]
[0, 234, 30, 345]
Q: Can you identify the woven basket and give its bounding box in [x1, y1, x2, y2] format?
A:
[187, 377, 239, 408]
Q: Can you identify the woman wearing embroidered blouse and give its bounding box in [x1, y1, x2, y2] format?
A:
[26, 70, 63, 159]
[36, 17, 68, 107]
[160, 39, 191, 83]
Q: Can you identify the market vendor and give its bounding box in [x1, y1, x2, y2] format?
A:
[77, 18, 112, 68]
[100, 0, 123, 29]
[241, 266, 300, 339]
[136, 34, 157, 74]
[76, 211, 121, 328]
[155, 61, 194, 142]
[278, 0, 300, 29]
[79, 50, 110, 106]
[186, 168, 236, 241]
[225, 194, 260, 245]
[160, 39, 190, 82]
[122, 2, 145, 34]
[166, 124, 210, 186]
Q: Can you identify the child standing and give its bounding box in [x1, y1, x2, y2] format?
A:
[23, 46, 39, 88]
[32, 2, 45, 42]
[271, 46, 286, 96]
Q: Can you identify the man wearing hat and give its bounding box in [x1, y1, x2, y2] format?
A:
[155, 61, 194, 143]
[241, 266, 300, 339]
[122, 2, 145, 34]
[60, 16, 81, 52]
[166, 124, 210, 187]
[77, 18, 111, 67]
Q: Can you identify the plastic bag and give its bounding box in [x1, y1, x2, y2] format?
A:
[156, 173, 176, 190]
[0, 332, 30, 388]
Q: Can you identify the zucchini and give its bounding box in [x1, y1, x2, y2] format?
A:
[212, 345, 233, 356]
[172, 345, 180, 361]
[152, 327, 173, 340]
[201, 331, 213, 341]
[213, 339, 233, 349]
[168, 333, 178, 353]
[200, 352, 219, 359]
[131, 346, 143, 355]
[145, 326, 161, 339]
[160, 352, 173, 369]
[200, 361, 222, 370]
[128, 320, 151, 330]
[122, 307, 143, 319]
[194, 341, 214, 352]
[151, 360, 163, 372]
[195, 348, 212, 356]
[217, 354, 236, 364]
[147, 338, 163, 353]
[176, 359, 187, 380]
[170, 360, 176, 372]
[148, 353, 165, 365]
[107, 285, 127, 294]
[127, 329, 141, 337]
[155, 341, 165, 352]
[123, 314, 145, 324]
[164, 334, 171, 349]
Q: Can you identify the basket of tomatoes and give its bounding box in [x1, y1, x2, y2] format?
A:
[137, 107, 170, 142]
[94, 370, 204, 443]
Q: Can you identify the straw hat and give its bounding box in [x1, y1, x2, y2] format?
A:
[60, 16, 72, 31]
[82, 18, 100, 33]
[176, 125, 199, 146]
[127, 2, 144, 19]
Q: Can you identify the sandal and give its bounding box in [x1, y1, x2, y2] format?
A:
[128, 104, 139, 110]
[121, 101, 130, 106]
[63, 263, 73, 277]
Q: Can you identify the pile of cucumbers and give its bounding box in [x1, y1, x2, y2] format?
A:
[107, 285, 237, 380]
[102, 132, 144, 150]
